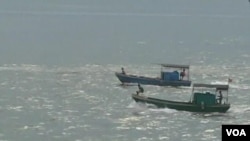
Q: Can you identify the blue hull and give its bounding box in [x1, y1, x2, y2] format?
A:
[115, 72, 191, 87]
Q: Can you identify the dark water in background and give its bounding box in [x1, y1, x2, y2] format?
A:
[0, 0, 250, 141]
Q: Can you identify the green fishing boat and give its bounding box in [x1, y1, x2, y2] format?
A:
[132, 83, 230, 113]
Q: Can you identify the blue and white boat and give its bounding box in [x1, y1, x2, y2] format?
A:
[115, 64, 191, 87]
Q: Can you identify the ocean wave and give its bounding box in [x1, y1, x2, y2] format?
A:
[0, 64, 45, 72]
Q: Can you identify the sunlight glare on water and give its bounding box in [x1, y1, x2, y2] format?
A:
[0, 0, 250, 141]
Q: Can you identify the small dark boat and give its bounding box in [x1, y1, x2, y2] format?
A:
[132, 83, 230, 113]
[115, 64, 191, 87]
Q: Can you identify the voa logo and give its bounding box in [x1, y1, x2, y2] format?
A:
[226, 129, 246, 136]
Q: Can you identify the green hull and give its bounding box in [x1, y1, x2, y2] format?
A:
[132, 94, 230, 113]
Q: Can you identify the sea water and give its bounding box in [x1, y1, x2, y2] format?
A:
[0, 0, 250, 141]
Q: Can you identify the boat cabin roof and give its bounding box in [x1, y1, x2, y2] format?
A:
[159, 63, 190, 69]
[193, 83, 229, 90]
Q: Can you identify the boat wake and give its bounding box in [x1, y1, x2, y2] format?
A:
[128, 101, 177, 115]
[148, 108, 177, 114]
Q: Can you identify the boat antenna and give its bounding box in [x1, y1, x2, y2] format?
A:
[189, 85, 194, 102]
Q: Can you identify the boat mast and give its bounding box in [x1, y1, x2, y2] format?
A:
[226, 87, 229, 103]
[190, 85, 194, 102]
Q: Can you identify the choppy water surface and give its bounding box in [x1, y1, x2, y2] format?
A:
[0, 63, 250, 141]
[1, 0, 250, 140]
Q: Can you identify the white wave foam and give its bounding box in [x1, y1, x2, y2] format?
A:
[210, 81, 228, 85]
[229, 84, 250, 90]
[149, 108, 177, 114]
[128, 101, 177, 114]
[229, 105, 250, 114]
[127, 102, 148, 110]
[0, 64, 45, 72]
[243, 108, 250, 112]
[7, 106, 23, 112]
[210, 80, 250, 90]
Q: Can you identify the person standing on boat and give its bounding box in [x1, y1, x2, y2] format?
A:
[218, 90, 223, 104]
[121, 67, 126, 75]
[180, 69, 186, 80]
[136, 83, 144, 95]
